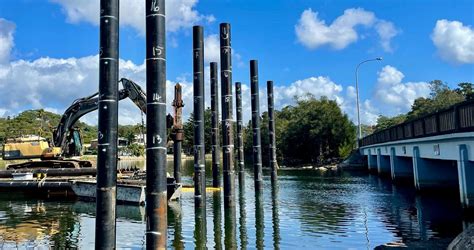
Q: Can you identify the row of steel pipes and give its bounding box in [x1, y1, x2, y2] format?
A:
[193, 24, 279, 200]
[192, 24, 279, 250]
[95, 0, 278, 248]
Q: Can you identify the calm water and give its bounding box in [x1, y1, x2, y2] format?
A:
[0, 159, 470, 249]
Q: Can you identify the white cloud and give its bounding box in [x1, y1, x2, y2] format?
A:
[204, 34, 244, 68]
[375, 20, 399, 52]
[341, 86, 378, 125]
[0, 19, 243, 126]
[0, 54, 429, 127]
[204, 34, 220, 63]
[295, 8, 398, 52]
[273, 76, 344, 108]
[361, 100, 379, 125]
[0, 108, 7, 117]
[50, 0, 214, 35]
[0, 18, 15, 64]
[268, 66, 430, 125]
[314, 65, 430, 125]
[431, 19, 474, 64]
[346, 85, 357, 99]
[373, 65, 430, 114]
[0, 19, 426, 128]
[0, 54, 198, 125]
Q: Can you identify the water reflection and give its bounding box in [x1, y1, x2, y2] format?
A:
[224, 204, 237, 249]
[239, 183, 248, 249]
[0, 198, 79, 248]
[271, 182, 281, 250]
[193, 205, 206, 249]
[255, 190, 265, 249]
[169, 202, 184, 249]
[212, 192, 222, 249]
[366, 175, 467, 248]
[72, 201, 145, 222]
[0, 161, 472, 248]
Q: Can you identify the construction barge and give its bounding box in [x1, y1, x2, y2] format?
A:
[0, 168, 182, 205]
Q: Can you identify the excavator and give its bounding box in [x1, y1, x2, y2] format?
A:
[2, 78, 147, 169]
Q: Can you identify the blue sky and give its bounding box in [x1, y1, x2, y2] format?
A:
[0, 0, 473, 125]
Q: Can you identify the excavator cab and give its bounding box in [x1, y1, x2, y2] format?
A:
[64, 128, 83, 157]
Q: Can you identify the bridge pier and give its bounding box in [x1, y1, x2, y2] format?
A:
[367, 149, 377, 172]
[457, 144, 474, 209]
[377, 148, 391, 176]
[413, 146, 458, 191]
[389, 147, 413, 181]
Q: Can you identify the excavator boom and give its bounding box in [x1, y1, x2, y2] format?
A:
[52, 78, 147, 154]
[3, 78, 147, 164]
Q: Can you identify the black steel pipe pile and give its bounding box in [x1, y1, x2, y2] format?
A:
[220, 23, 235, 207]
[267, 80, 278, 184]
[250, 60, 263, 192]
[210, 62, 221, 188]
[95, 0, 119, 248]
[235, 82, 245, 186]
[193, 25, 206, 207]
[145, 0, 167, 247]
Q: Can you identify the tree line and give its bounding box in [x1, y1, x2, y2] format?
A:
[373, 81, 473, 132]
[5, 81, 469, 165]
[180, 95, 355, 166]
[1, 95, 359, 166]
[0, 110, 145, 146]
[0, 110, 97, 145]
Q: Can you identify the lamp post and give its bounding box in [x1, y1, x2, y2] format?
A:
[355, 57, 382, 145]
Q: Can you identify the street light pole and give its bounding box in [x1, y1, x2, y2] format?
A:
[355, 57, 382, 145]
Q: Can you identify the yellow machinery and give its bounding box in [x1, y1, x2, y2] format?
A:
[2, 135, 91, 169]
[3, 136, 61, 160]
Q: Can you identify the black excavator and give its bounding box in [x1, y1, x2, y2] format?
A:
[2, 78, 147, 169]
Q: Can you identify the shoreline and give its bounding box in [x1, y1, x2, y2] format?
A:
[278, 163, 341, 172]
[80, 153, 212, 161]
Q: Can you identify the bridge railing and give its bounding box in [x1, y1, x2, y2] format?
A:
[359, 100, 474, 147]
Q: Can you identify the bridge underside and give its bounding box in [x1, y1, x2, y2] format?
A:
[360, 132, 474, 209]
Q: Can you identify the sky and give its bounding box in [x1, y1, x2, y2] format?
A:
[0, 0, 473, 125]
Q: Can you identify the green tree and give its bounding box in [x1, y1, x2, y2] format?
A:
[244, 96, 355, 165]
[406, 80, 465, 120]
[0, 109, 98, 145]
[375, 80, 470, 132]
[182, 108, 213, 154]
[118, 124, 144, 144]
[456, 82, 474, 100]
[243, 119, 253, 157]
[361, 124, 375, 137]
[242, 112, 272, 166]
[127, 143, 145, 157]
[374, 114, 406, 132]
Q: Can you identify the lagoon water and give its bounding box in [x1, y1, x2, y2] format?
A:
[0, 159, 470, 249]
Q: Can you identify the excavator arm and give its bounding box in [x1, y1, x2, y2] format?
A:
[52, 78, 147, 154]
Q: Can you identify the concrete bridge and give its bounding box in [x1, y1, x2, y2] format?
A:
[359, 100, 474, 209]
